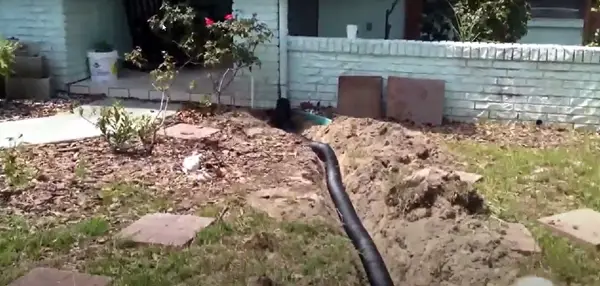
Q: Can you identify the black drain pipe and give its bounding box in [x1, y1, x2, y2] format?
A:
[309, 141, 394, 286]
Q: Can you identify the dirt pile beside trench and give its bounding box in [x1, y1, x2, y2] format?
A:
[305, 117, 524, 286]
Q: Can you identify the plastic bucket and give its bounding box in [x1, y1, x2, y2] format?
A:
[346, 24, 358, 39]
[87, 50, 118, 83]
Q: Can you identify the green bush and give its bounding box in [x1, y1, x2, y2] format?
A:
[0, 38, 18, 77]
[421, 0, 531, 42]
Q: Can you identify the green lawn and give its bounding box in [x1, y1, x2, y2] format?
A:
[449, 135, 600, 285]
[0, 184, 363, 286]
[4, 123, 600, 285]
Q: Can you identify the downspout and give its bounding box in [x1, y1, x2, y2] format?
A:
[278, 0, 288, 99]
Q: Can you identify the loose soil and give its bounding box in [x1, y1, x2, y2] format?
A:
[304, 117, 527, 286]
[2, 104, 581, 285]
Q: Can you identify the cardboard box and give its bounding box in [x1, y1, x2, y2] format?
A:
[4, 77, 51, 100]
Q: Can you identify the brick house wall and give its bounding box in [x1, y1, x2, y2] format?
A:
[0, 0, 69, 88]
[288, 37, 600, 128]
[0, 0, 132, 89]
[230, 0, 281, 107]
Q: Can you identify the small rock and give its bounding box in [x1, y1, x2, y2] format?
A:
[405, 168, 448, 185]
[511, 276, 554, 286]
[455, 171, 483, 184]
[244, 127, 264, 137]
[182, 153, 203, 174]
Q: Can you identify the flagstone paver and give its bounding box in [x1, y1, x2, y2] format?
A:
[538, 208, 600, 248]
[117, 213, 215, 247]
[9, 267, 111, 286]
[164, 123, 221, 139]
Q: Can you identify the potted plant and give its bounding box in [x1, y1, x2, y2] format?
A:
[88, 41, 119, 83]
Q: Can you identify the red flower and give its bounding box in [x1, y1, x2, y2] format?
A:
[204, 17, 214, 26]
[224, 14, 234, 20]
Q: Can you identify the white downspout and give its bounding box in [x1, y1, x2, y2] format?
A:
[278, 0, 288, 99]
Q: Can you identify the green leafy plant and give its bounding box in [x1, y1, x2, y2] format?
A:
[79, 101, 162, 154]
[126, 2, 273, 108]
[422, 0, 530, 42]
[0, 38, 19, 78]
[0, 135, 32, 188]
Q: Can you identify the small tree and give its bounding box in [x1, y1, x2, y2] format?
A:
[84, 3, 272, 154]
[421, 0, 530, 42]
[128, 2, 273, 105]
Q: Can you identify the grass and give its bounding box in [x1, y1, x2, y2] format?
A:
[448, 135, 600, 285]
[0, 182, 363, 285]
[0, 216, 110, 284]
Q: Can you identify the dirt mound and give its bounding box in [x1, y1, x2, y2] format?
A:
[305, 117, 524, 286]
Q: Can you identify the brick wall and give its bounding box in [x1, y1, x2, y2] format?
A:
[0, 0, 69, 88]
[288, 36, 600, 127]
[230, 0, 281, 108]
[62, 0, 132, 84]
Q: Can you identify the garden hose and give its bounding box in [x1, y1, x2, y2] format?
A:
[308, 141, 394, 286]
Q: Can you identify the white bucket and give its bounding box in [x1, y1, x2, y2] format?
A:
[87, 50, 118, 83]
[346, 24, 358, 39]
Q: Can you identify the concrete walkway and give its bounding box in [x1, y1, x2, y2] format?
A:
[0, 98, 180, 148]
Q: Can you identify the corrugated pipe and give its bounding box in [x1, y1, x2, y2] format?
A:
[309, 141, 394, 286]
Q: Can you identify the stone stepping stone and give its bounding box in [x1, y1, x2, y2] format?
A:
[244, 127, 264, 138]
[538, 208, 600, 248]
[501, 222, 540, 254]
[9, 267, 111, 286]
[117, 213, 215, 247]
[164, 123, 220, 139]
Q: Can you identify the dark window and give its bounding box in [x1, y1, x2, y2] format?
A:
[288, 0, 319, 36]
[528, 0, 586, 18]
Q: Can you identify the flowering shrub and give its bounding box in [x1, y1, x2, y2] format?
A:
[127, 2, 273, 105]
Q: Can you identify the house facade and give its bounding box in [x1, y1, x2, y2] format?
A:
[0, 0, 132, 87]
[4, 0, 600, 127]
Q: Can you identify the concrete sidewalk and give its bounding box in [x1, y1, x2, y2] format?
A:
[0, 98, 180, 148]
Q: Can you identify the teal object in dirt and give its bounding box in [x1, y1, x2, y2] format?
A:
[295, 110, 332, 125]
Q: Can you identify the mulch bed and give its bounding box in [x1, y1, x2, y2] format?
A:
[0, 106, 315, 227]
[1, 100, 594, 226]
[0, 94, 105, 122]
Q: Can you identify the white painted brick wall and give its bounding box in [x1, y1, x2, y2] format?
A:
[288, 36, 600, 127]
[0, 0, 69, 89]
[229, 0, 280, 108]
